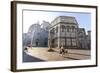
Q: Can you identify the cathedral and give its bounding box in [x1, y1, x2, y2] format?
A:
[23, 21, 50, 47]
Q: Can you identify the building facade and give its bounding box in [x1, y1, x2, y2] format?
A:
[23, 21, 50, 47]
[23, 16, 91, 49]
[48, 16, 91, 49]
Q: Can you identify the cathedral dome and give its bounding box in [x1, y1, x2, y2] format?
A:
[28, 23, 41, 33]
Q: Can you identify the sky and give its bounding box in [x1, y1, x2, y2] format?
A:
[23, 10, 91, 33]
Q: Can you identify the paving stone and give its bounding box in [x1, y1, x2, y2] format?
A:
[25, 47, 91, 61]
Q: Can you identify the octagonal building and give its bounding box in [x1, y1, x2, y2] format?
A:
[48, 16, 80, 49]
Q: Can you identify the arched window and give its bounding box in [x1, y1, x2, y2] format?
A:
[66, 26, 70, 32]
[56, 26, 58, 33]
[72, 26, 75, 32]
[36, 39, 39, 46]
[61, 25, 66, 32]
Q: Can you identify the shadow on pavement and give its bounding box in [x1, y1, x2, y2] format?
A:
[23, 51, 45, 62]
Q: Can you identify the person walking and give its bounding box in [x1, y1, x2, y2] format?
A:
[60, 45, 65, 56]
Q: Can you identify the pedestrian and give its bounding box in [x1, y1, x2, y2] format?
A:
[60, 45, 65, 56]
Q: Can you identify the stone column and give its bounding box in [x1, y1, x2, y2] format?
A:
[76, 28, 79, 49]
[58, 24, 60, 48]
[48, 29, 54, 52]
